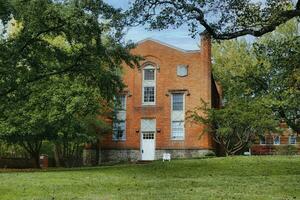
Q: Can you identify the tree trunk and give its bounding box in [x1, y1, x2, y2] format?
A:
[32, 153, 40, 169]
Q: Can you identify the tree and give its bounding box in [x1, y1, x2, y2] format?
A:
[128, 0, 300, 39]
[0, 0, 140, 167]
[0, 76, 106, 168]
[189, 100, 278, 156]
[213, 19, 300, 133]
[0, 0, 139, 101]
[190, 19, 299, 156]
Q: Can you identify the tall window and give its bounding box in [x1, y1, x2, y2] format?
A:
[142, 65, 156, 105]
[172, 93, 184, 111]
[113, 95, 126, 141]
[171, 93, 185, 140]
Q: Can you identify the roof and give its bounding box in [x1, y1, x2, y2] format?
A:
[137, 38, 200, 54]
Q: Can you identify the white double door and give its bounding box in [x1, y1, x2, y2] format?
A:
[141, 119, 156, 160]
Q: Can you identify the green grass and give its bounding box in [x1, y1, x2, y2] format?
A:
[0, 156, 300, 200]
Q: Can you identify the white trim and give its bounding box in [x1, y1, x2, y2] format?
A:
[170, 93, 185, 140]
[140, 119, 156, 160]
[142, 65, 156, 106]
[112, 95, 127, 141]
[137, 38, 200, 54]
[289, 135, 297, 145]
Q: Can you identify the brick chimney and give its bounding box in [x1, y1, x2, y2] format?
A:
[200, 31, 212, 107]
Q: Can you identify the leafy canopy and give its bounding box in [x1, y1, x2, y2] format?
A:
[128, 0, 300, 39]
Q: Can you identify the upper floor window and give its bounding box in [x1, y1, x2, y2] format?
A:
[144, 68, 155, 80]
[142, 65, 156, 105]
[172, 93, 184, 111]
[115, 95, 126, 111]
[289, 135, 297, 145]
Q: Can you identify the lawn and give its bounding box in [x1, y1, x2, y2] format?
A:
[0, 156, 300, 200]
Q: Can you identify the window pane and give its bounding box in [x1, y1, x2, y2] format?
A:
[259, 136, 266, 145]
[120, 95, 126, 110]
[273, 136, 280, 145]
[113, 121, 126, 140]
[144, 69, 155, 80]
[289, 135, 297, 144]
[144, 87, 155, 103]
[172, 94, 183, 111]
[115, 95, 126, 110]
[172, 121, 184, 139]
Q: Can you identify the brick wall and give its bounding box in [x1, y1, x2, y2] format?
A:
[100, 34, 218, 159]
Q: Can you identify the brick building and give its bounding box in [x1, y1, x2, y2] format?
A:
[99, 34, 221, 162]
[251, 123, 299, 155]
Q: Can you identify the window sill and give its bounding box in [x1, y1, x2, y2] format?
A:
[142, 104, 156, 107]
[171, 138, 185, 141]
[112, 139, 126, 142]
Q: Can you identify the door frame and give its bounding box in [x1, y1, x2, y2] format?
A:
[140, 119, 156, 160]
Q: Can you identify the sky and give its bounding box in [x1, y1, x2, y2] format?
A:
[104, 0, 201, 50]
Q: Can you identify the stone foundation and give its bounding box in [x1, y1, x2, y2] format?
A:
[98, 149, 214, 163]
[83, 149, 97, 166]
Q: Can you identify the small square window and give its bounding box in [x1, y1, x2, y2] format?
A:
[177, 65, 188, 77]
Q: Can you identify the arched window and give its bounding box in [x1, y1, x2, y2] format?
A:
[142, 65, 156, 105]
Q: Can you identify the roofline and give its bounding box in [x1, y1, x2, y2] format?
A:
[137, 38, 200, 53]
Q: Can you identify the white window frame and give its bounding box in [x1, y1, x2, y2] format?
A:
[289, 135, 297, 145]
[142, 65, 156, 105]
[171, 93, 185, 140]
[273, 135, 280, 145]
[112, 95, 126, 141]
[112, 120, 126, 141]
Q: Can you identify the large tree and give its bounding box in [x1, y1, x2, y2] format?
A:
[0, 76, 105, 168]
[213, 19, 300, 133]
[189, 19, 300, 155]
[0, 0, 139, 167]
[0, 0, 139, 101]
[129, 0, 300, 39]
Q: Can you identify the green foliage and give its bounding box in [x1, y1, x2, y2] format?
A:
[0, 0, 139, 101]
[0, 142, 28, 158]
[0, 0, 141, 167]
[212, 19, 300, 133]
[128, 0, 299, 39]
[189, 100, 278, 156]
[190, 20, 300, 156]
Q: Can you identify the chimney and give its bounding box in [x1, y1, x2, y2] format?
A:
[200, 31, 212, 107]
[200, 31, 211, 61]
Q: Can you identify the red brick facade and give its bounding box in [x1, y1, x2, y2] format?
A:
[100, 34, 221, 161]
